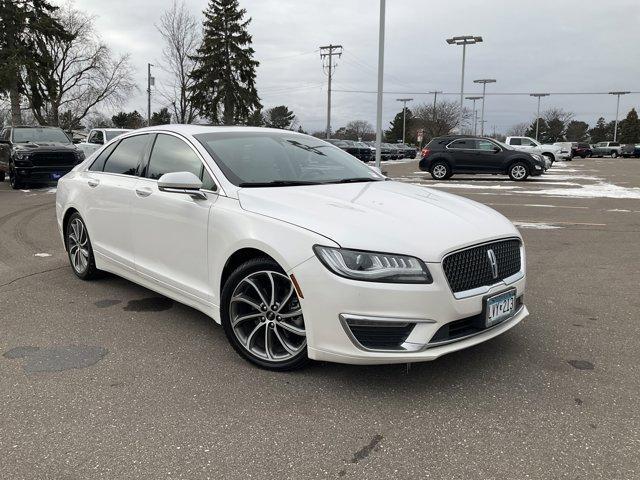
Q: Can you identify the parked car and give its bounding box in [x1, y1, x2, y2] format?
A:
[504, 136, 564, 162]
[591, 141, 622, 158]
[419, 135, 547, 181]
[342, 140, 373, 162]
[553, 142, 574, 161]
[396, 143, 417, 159]
[365, 141, 393, 160]
[56, 125, 528, 370]
[572, 142, 592, 158]
[0, 125, 85, 189]
[77, 128, 132, 157]
[621, 143, 640, 158]
[384, 143, 403, 160]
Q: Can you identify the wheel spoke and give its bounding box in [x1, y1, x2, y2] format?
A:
[245, 323, 263, 348]
[277, 320, 306, 337]
[273, 326, 297, 354]
[279, 309, 302, 319]
[244, 278, 269, 307]
[266, 272, 275, 307]
[277, 286, 294, 312]
[230, 294, 262, 312]
[232, 312, 263, 327]
[264, 325, 272, 359]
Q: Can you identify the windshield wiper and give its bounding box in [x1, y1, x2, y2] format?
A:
[325, 177, 383, 184]
[238, 180, 323, 187]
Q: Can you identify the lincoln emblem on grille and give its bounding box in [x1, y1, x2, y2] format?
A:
[487, 249, 498, 279]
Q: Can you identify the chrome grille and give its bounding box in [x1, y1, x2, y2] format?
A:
[443, 239, 522, 294]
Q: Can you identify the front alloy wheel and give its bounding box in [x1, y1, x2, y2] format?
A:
[509, 162, 529, 181]
[65, 213, 100, 280]
[430, 161, 451, 180]
[222, 259, 308, 370]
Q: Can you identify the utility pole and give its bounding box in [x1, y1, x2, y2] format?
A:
[147, 63, 154, 126]
[396, 98, 413, 143]
[320, 44, 343, 139]
[474, 79, 496, 136]
[374, 0, 386, 169]
[446, 35, 483, 128]
[466, 96, 482, 135]
[429, 90, 442, 121]
[609, 91, 630, 142]
[530, 93, 549, 141]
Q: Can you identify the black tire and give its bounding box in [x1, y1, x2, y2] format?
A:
[221, 257, 309, 371]
[508, 161, 530, 181]
[611, 151, 618, 158]
[542, 153, 554, 164]
[0, 171, 5, 182]
[429, 161, 451, 180]
[65, 212, 101, 280]
[9, 163, 24, 190]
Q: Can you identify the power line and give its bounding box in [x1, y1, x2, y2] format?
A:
[332, 89, 640, 96]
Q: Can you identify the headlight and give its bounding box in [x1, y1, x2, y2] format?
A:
[313, 245, 432, 284]
[14, 151, 30, 160]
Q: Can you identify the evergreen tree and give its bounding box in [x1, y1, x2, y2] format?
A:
[189, 0, 261, 125]
[150, 107, 172, 126]
[525, 118, 548, 140]
[112, 110, 145, 129]
[245, 108, 264, 127]
[565, 121, 589, 142]
[385, 108, 413, 142]
[589, 117, 610, 143]
[0, 0, 70, 125]
[618, 108, 640, 144]
[264, 105, 295, 129]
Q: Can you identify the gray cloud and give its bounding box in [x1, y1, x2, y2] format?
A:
[53, 0, 640, 133]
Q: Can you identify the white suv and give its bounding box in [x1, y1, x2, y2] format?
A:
[505, 136, 566, 162]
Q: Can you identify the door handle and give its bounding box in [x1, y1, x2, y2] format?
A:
[87, 179, 100, 188]
[135, 187, 152, 198]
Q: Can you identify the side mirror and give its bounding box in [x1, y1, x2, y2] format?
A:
[158, 171, 206, 199]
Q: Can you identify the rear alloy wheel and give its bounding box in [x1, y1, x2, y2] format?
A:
[508, 162, 529, 181]
[65, 213, 100, 280]
[9, 164, 24, 190]
[222, 258, 308, 371]
[430, 161, 451, 180]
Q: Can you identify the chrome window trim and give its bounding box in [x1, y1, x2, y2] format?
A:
[441, 238, 525, 300]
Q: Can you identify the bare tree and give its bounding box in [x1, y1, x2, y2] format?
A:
[156, 0, 200, 124]
[23, 3, 135, 129]
[507, 122, 529, 137]
[412, 100, 471, 141]
[83, 110, 114, 130]
[345, 120, 375, 140]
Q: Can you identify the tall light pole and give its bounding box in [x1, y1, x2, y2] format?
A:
[320, 44, 343, 139]
[473, 78, 496, 136]
[446, 35, 483, 128]
[609, 91, 630, 142]
[466, 96, 482, 135]
[396, 98, 413, 143]
[374, 0, 386, 169]
[530, 93, 549, 141]
[147, 63, 154, 126]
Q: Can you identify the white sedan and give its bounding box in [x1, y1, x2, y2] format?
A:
[56, 125, 528, 370]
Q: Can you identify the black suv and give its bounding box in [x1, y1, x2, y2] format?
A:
[419, 135, 547, 181]
[0, 126, 84, 189]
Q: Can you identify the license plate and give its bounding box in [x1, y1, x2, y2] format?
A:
[485, 290, 516, 327]
[51, 173, 62, 180]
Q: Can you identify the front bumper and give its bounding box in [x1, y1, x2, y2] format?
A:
[291, 256, 527, 365]
[13, 165, 75, 181]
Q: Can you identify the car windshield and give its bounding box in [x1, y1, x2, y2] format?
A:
[105, 130, 130, 141]
[13, 127, 71, 144]
[194, 132, 384, 187]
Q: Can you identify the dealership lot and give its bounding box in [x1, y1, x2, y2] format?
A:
[1, 158, 639, 479]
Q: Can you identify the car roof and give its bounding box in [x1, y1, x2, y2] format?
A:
[134, 124, 306, 137]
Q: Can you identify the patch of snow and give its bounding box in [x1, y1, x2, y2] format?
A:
[521, 182, 640, 199]
[424, 183, 521, 190]
[513, 221, 563, 230]
[606, 209, 631, 212]
[34, 253, 52, 257]
[47, 188, 57, 194]
[20, 189, 31, 193]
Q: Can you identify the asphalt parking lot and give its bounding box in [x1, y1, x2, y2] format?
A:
[1, 157, 639, 479]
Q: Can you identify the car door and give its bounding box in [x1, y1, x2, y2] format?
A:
[475, 139, 506, 172]
[131, 133, 218, 303]
[446, 138, 480, 172]
[84, 133, 152, 270]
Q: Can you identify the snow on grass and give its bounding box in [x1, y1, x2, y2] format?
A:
[513, 221, 563, 230]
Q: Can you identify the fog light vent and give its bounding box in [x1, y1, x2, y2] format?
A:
[341, 315, 416, 351]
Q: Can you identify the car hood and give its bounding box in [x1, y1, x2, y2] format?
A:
[238, 180, 520, 262]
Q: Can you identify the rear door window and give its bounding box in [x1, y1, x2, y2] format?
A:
[103, 134, 150, 176]
[448, 139, 476, 149]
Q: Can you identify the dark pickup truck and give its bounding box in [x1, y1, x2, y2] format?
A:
[0, 126, 85, 189]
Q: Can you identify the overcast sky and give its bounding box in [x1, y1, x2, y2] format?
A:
[52, 0, 640, 134]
